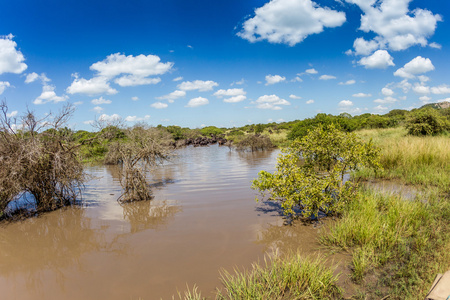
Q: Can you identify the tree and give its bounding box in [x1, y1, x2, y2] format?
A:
[252, 124, 381, 219]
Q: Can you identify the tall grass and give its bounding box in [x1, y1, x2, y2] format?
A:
[321, 188, 450, 298]
[356, 128, 450, 190]
[216, 253, 341, 300]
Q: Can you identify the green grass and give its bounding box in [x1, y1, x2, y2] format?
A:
[356, 127, 450, 190]
[321, 188, 450, 298]
[216, 253, 341, 300]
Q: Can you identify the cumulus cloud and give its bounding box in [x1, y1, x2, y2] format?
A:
[345, 0, 442, 53]
[412, 83, 430, 95]
[114, 75, 161, 87]
[0, 81, 11, 95]
[186, 97, 209, 107]
[374, 105, 389, 113]
[214, 88, 247, 103]
[90, 53, 173, 79]
[151, 102, 168, 109]
[289, 94, 302, 99]
[394, 56, 434, 79]
[339, 80, 356, 85]
[238, 0, 346, 46]
[33, 85, 68, 105]
[98, 114, 121, 123]
[358, 50, 395, 69]
[91, 96, 112, 105]
[338, 100, 353, 107]
[254, 94, 290, 110]
[419, 95, 431, 103]
[157, 90, 186, 103]
[265, 74, 286, 85]
[177, 80, 218, 92]
[6, 110, 18, 118]
[382, 87, 394, 96]
[131, 96, 139, 101]
[431, 85, 450, 95]
[374, 96, 397, 104]
[0, 34, 27, 75]
[429, 42, 442, 49]
[92, 106, 104, 113]
[173, 76, 183, 81]
[319, 74, 336, 80]
[67, 75, 118, 95]
[306, 99, 315, 104]
[231, 78, 245, 86]
[125, 115, 150, 122]
[353, 92, 372, 97]
[305, 68, 318, 74]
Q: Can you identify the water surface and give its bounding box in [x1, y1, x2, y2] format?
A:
[0, 144, 325, 300]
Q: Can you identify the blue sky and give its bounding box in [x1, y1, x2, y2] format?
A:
[1, 0, 449, 130]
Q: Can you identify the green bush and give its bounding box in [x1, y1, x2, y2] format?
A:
[406, 108, 449, 136]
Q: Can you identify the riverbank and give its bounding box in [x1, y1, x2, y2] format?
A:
[174, 127, 450, 300]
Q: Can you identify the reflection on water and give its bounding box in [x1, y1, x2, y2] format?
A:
[0, 144, 327, 300]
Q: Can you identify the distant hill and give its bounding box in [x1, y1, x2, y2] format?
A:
[420, 101, 450, 110]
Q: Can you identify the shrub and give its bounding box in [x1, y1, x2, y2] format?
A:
[405, 108, 449, 136]
[252, 124, 381, 219]
[235, 134, 273, 152]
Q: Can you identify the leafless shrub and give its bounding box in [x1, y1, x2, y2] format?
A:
[235, 134, 274, 152]
[0, 101, 85, 218]
[104, 125, 173, 203]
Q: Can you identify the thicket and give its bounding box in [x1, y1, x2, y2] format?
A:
[0, 102, 84, 219]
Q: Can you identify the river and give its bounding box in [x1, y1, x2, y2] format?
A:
[0, 144, 326, 300]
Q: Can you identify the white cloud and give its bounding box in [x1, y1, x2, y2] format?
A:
[338, 100, 353, 107]
[214, 88, 247, 103]
[374, 96, 397, 104]
[352, 37, 379, 56]
[90, 53, 173, 79]
[374, 105, 389, 113]
[67, 75, 118, 95]
[418, 75, 430, 83]
[254, 94, 290, 110]
[429, 42, 442, 49]
[382, 87, 394, 96]
[90, 97, 111, 105]
[394, 56, 434, 79]
[306, 99, 315, 104]
[114, 75, 161, 87]
[339, 79, 356, 85]
[231, 78, 245, 86]
[419, 95, 431, 103]
[6, 110, 18, 118]
[346, 0, 442, 52]
[265, 74, 286, 85]
[353, 92, 372, 97]
[412, 83, 430, 95]
[305, 68, 318, 74]
[224, 95, 247, 103]
[83, 120, 94, 125]
[157, 90, 186, 103]
[358, 50, 395, 69]
[177, 80, 218, 92]
[238, 0, 346, 46]
[319, 74, 336, 80]
[131, 96, 139, 101]
[98, 114, 121, 123]
[25, 72, 39, 83]
[437, 98, 450, 103]
[33, 85, 68, 105]
[173, 76, 183, 81]
[74, 101, 83, 106]
[431, 85, 450, 95]
[92, 106, 104, 113]
[292, 76, 303, 82]
[0, 81, 11, 95]
[186, 97, 209, 107]
[125, 115, 150, 122]
[289, 94, 302, 99]
[151, 102, 169, 109]
[397, 79, 412, 93]
[0, 34, 27, 75]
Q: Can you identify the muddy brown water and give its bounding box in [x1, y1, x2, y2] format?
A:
[0, 144, 330, 300]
